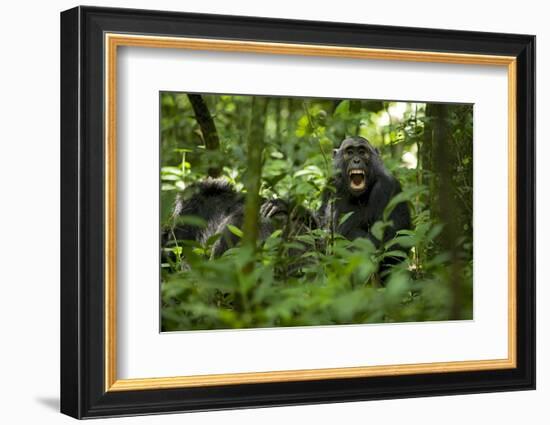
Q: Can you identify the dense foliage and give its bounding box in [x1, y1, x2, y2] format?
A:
[160, 93, 473, 331]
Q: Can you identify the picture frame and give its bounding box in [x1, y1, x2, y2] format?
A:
[60, 5, 535, 419]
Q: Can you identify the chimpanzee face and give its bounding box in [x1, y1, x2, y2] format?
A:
[334, 136, 377, 196]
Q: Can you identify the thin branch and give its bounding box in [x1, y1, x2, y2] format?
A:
[187, 94, 221, 177]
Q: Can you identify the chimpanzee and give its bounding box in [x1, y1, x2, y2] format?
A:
[318, 136, 411, 252]
[163, 179, 293, 260]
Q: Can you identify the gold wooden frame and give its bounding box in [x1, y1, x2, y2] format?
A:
[104, 33, 517, 392]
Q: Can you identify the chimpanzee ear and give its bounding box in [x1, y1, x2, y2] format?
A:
[374, 147, 381, 155]
[333, 148, 338, 157]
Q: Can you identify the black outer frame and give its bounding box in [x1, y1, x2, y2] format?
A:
[60, 5, 536, 419]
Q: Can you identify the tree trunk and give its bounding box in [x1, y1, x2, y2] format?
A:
[242, 97, 268, 249]
[431, 104, 462, 320]
[275, 97, 282, 142]
[422, 104, 435, 212]
[187, 94, 221, 177]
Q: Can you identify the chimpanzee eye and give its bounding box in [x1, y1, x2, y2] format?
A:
[358, 149, 366, 156]
[345, 149, 354, 156]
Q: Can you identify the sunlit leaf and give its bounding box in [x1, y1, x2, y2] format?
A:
[338, 211, 355, 226]
[227, 224, 243, 238]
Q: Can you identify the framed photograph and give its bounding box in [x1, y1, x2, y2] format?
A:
[60, 6, 535, 419]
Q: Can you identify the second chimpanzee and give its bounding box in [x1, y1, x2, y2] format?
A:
[163, 179, 301, 261]
[318, 136, 411, 251]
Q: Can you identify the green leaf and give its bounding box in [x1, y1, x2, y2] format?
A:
[383, 185, 427, 222]
[268, 229, 283, 239]
[371, 221, 387, 241]
[381, 250, 408, 259]
[338, 211, 355, 226]
[227, 224, 243, 238]
[384, 235, 416, 250]
[350, 237, 376, 253]
[293, 165, 323, 178]
[160, 191, 177, 224]
[334, 100, 350, 117]
[161, 166, 184, 176]
[161, 183, 176, 191]
[386, 272, 410, 299]
[427, 223, 444, 240]
[161, 174, 181, 181]
[295, 234, 316, 246]
[206, 233, 222, 246]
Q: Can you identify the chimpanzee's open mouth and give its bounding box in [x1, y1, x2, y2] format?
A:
[348, 169, 366, 191]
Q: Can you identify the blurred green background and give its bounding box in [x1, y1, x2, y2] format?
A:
[160, 93, 473, 331]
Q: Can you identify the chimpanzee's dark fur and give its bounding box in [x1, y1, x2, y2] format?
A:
[318, 136, 411, 255]
[164, 179, 288, 258]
